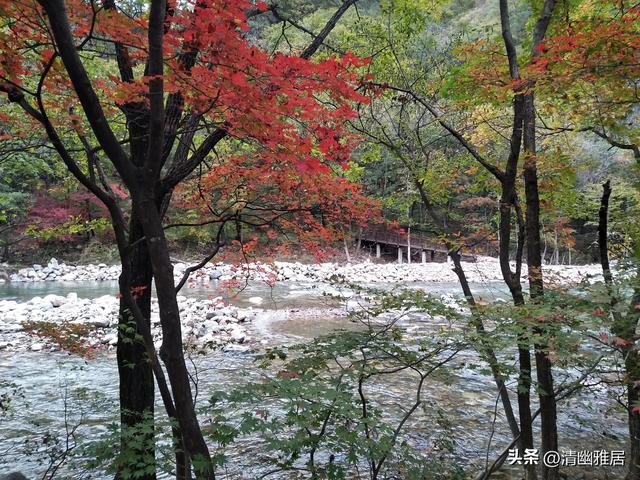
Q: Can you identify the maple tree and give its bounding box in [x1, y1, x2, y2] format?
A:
[531, 2, 640, 163]
[175, 149, 379, 262]
[0, 0, 370, 477]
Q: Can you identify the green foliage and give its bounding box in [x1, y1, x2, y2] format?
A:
[23, 216, 110, 242]
[205, 288, 466, 479]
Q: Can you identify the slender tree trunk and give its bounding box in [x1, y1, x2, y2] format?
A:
[450, 249, 520, 439]
[343, 237, 352, 263]
[623, 295, 640, 480]
[599, 181, 613, 284]
[498, 88, 537, 480]
[413, 178, 520, 442]
[523, 90, 558, 480]
[599, 180, 640, 479]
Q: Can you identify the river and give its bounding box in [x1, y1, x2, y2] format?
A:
[0, 279, 629, 479]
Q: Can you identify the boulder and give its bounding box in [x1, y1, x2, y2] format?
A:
[209, 270, 224, 280]
[203, 321, 221, 334]
[84, 317, 110, 328]
[43, 294, 66, 308]
[231, 328, 246, 343]
[0, 301, 18, 313]
[0, 473, 28, 480]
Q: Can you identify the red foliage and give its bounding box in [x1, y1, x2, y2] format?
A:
[0, 0, 371, 174]
[26, 188, 102, 227]
[175, 152, 381, 260]
[531, 6, 640, 83]
[0, 0, 381, 254]
[22, 320, 96, 358]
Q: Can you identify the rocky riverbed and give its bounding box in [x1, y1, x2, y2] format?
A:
[2, 255, 606, 285]
[0, 256, 606, 353]
[0, 292, 255, 353]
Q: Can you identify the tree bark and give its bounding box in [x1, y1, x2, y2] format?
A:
[523, 90, 558, 480]
[598, 181, 613, 284]
[497, 85, 537, 479]
[133, 191, 215, 479]
[116, 214, 156, 480]
[623, 289, 640, 480]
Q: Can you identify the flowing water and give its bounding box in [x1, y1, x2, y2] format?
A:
[0, 279, 628, 479]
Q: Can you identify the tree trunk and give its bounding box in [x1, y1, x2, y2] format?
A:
[498, 88, 537, 480]
[116, 213, 156, 480]
[523, 90, 558, 480]
[412, 177, 520, 444]
[621, 288, 640, 480]
[133, 192, 215, 479]
[450, 249, 520, 439]
[599, 180, 640, 479]
[343, 237, 351, 263]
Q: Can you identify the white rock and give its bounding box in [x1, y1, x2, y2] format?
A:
[248, 296, 263, 305]
[85, 317, 110, 328]
[0, 323, 23, 333]
[0, 301, 18, 313]
[231, 328, 246, 343]
[43, 294, 66, 308]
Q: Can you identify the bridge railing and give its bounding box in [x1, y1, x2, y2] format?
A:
[360, 228, 440, 251]
[359, 228, 477, 261]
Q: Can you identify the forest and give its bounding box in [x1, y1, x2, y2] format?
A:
[0, 0, 638, 479]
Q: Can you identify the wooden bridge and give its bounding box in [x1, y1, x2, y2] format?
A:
[359, 228, 476, 263]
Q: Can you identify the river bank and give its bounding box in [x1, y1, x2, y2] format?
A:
[0, 292, 255, 353]
[2, 255, 606, 285]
